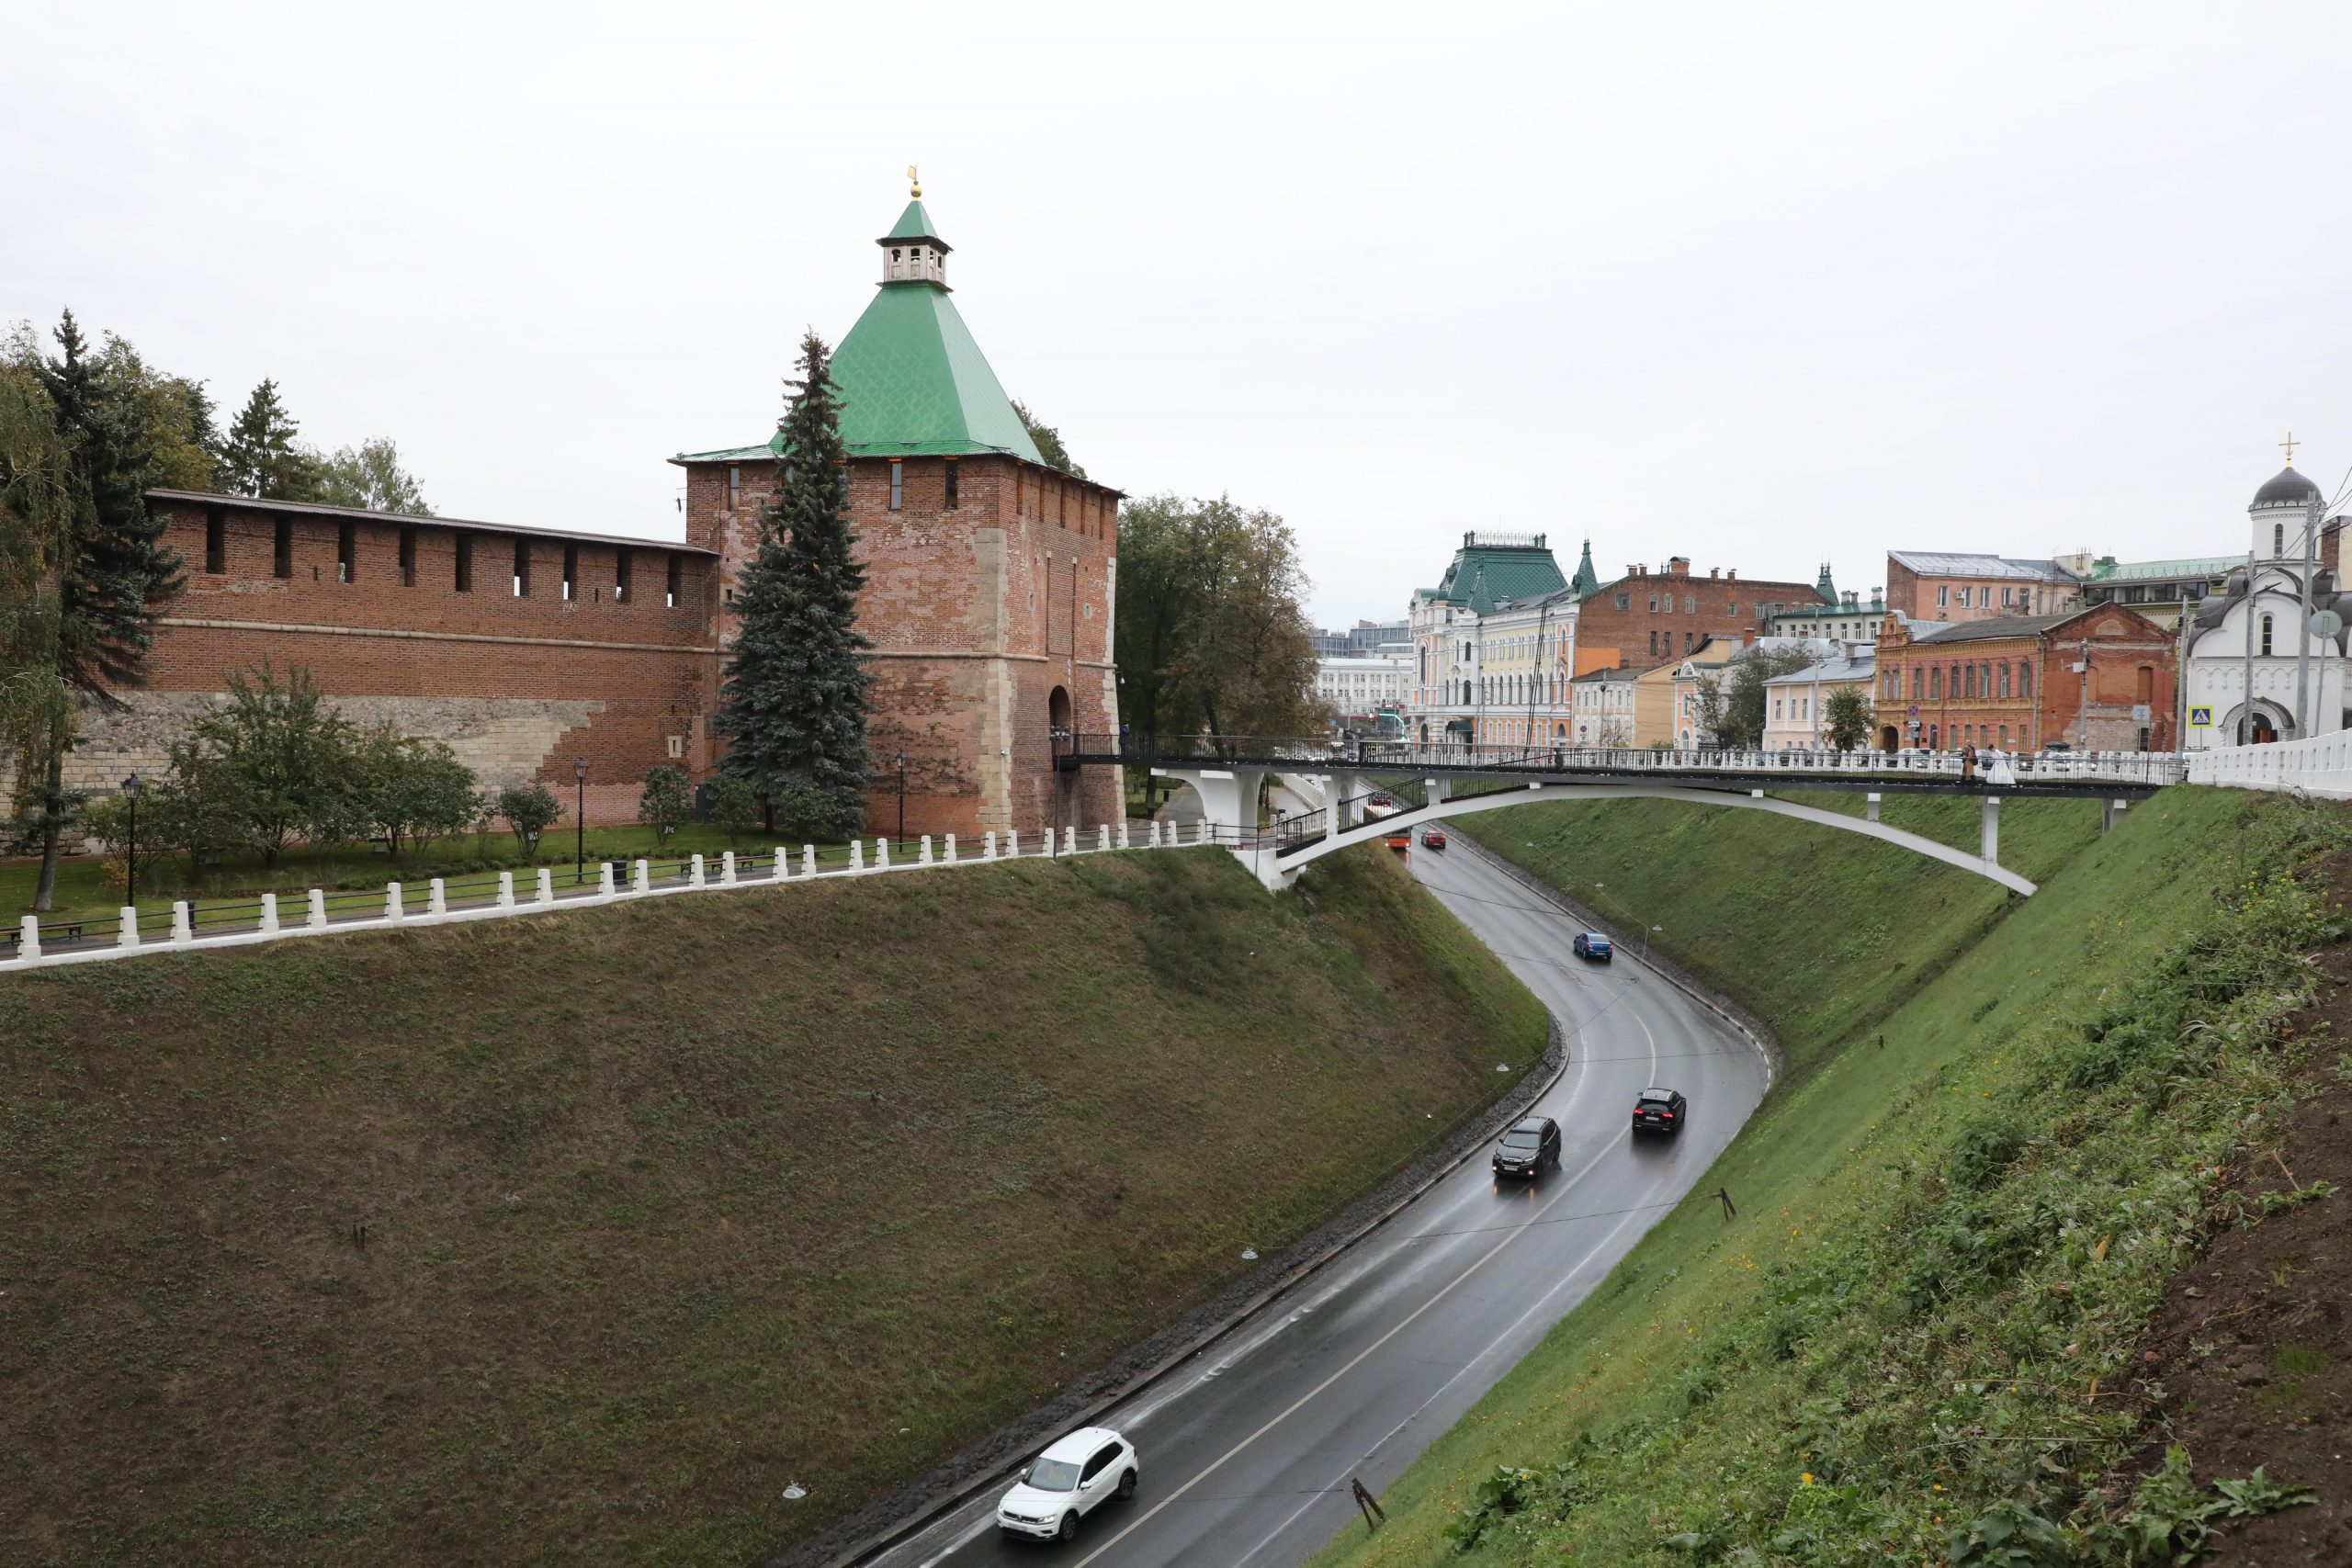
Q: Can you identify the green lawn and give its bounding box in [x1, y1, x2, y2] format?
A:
[0, 844, 1545, 1567]
[1307, 786, 2341, 1566]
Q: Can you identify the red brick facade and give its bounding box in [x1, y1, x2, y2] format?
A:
[1572, 558, 1826, 668]
[1871, 606, 2177, 753]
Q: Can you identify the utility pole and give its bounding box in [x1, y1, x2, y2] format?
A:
[2297, 490, 2318, 737]
[2075, 637, 2092, 749]
[2241, 549, 2257, 744]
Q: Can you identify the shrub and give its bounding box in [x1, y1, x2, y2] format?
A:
[493, 782, 562, 858]
[707, 773, 758, 841]
[637, 766, 691, 845]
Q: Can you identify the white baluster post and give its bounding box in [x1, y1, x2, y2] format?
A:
[801, 843, 817, 877]
[428, 877, 447, 915]
[308, 889, 329, 929]
[633, 859, 652, 894]
[721, 851, 738, 886]
[983, 830, 997, 860]
[876, 837, 891, 870]
[171, 900, 192, 945]
[850, 840, 865, 872]
[536, 867, 555, 904]
[385, 882, 404, 921]
[1098, 824, 1111, 852]
[119, 906, 141, 948]
[687, 855, 705, 888]
[920, 834, 933, 864]
[597, 863, 616, 899]
[17, 915, 38, 959]
[944, 833, 958, 863]
[497, 872, 515, 908]
[258, 894, 278, 934]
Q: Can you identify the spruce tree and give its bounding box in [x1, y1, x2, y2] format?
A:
[220, 378, 321, 500]
[716, 331, 871, 838]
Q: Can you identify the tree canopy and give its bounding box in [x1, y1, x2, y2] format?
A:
[1012, 400, 1084, 479]
[1694, 646, 1821, 748]
[1114, 493, 1324, 740]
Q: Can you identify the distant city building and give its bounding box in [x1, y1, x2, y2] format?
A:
[1574, 553, 1829, 668]
[1665, 634, 1840, 748]
[2182, 459, 2352, 749]
[1873, 608, 2176, 752]
[2076, 555, 2238, 633]
[1407, 532, 1571, 746]
[1315, 650, 1412, 725]
[1310, 618, 1409, 658]
[1884, 551, 2080, 623]
[1762, 588, 1905, 644]
[1568, 665, 1641, 748]
[1760, 645, 1876, 750]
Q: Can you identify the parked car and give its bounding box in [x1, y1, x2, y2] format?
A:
[1572, 931, 1613, 963]
[998, 1427, 1139, 1541]
[1493, 1115, 1562, 1179]
[1421, 829, 1448, 850]
[1631, 1086, 1687, 1135]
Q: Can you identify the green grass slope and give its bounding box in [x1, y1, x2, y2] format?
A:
[0, 846, 1546, 1567]
[1309, 787, 2340, 1567]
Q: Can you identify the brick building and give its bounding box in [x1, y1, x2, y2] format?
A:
[1573, 556, 1829, 669]
[1871, 606, 2177, 753]
[1884, 550, 2082, 624]
[43, 187, 1121, 839]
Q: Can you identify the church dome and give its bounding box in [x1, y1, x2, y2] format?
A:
[2253, 466, 2323, 508]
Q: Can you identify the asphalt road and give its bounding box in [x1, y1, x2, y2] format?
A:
[863, 840, 1770, 1568]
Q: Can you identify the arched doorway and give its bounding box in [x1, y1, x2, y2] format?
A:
[1048, 686, 1076, 830]
[1880, 725, 1899, 752]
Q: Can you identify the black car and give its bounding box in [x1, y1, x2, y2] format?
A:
[1631, 1087, 1686, 1135]
[1572, 931, 1613, 963]
[1493, 1115, 1562, 1179]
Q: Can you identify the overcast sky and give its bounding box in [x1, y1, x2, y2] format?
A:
[9, 2, 2349, 625]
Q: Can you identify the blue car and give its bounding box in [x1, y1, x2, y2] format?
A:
[1572, 931, 1613, 963]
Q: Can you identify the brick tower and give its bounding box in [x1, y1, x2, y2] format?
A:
[675, 181, 1123, 838]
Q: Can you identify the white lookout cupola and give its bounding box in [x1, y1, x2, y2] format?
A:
[879, 166, 951, 289]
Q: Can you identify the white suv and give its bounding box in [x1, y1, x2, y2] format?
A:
[996, 1427, 1139, 1541]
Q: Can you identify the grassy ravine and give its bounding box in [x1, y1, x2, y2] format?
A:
[0, 846, 1547, 1567]
[1308, 787, 2343, 1568]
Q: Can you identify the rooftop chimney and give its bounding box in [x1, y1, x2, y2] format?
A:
[1742, 627, 1758, 647]
[1668, 557, 1691, 578]
[1710, 567, 1721, 581]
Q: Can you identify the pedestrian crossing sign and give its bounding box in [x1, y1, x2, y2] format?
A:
[2189, 705, 2214, 728]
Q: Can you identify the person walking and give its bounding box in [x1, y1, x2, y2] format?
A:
[1961, 741, 1978, 782]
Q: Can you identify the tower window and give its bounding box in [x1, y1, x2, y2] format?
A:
[665, 552, 682, 609]
[514, 538, 530, 597]
[616, 548, 632, 604]
[399, 525, 417, 587]
[561, 543, 579, 602]
[944, 458, 959, 510]
[888, 459, 904, 512]
[273, 518, 292, 579]
[456, 534, 473, 592]
[728, 466, 741, 510]
[204, 506, 226, 573]
[337, 520, 356, 583]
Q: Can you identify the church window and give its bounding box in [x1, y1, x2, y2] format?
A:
[456, 534, 473, 592]
[944, 459, 959, 510]
[514, 538, 531, 597]
[562, 543, 579, 602]
[2275, 523, 2285, 556]
[399, 526, 417, 587]
[2261, 614, 2274, 656]
[205, 507, 225, 574]
[616, 548, 632, 603]
[337, 521, 356, 584]
[666, 552, 682, 608]
[273, 519, 293, 579]
[888, 459, 904, 512]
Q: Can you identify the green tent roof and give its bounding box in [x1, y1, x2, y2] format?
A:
[1426, 536, 1566, 615]
[677, 199, 1040, 467]
[884, 199, 948, 247]
[1568, 538, 1600, 598]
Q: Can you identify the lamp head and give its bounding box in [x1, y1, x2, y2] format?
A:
[122, 773, 144, 801]
[574, 757, 589, 782]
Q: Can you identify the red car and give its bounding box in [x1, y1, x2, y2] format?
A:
[1421, 829, 1448, 850]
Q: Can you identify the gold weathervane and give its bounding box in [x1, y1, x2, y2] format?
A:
[2281, 431, 2299, 466]
[908, 164, 922, 199]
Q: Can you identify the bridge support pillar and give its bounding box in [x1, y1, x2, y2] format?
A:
[1425, 777, 1452, 804]
[1159, 767, 1287, 887]
[2102, 798, 2128, 834]
[1865, 792, 1882, 823]
[1980, 795, 2001, 867]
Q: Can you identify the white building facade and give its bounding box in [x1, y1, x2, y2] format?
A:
[1569, 665, 1638, 748]
[1760, 645, 1876, 750]
[2182, 463, 2352, 750]
[1316, 650, 1413, 724]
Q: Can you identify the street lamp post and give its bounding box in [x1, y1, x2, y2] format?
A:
[895, 750, 907, 843]
[573, 757, 588, 885]
[121, 773, 144, 905]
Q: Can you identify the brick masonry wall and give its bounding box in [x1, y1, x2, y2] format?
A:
[1871, 608, 2177, 750]
[1574, 568, 1826, 667]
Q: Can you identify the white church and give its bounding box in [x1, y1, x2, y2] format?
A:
[2183, 457, 2352, 750]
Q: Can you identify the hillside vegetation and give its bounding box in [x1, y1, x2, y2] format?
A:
[1309, 786, 2343, 1566]
[0, 846, 1547, 1567]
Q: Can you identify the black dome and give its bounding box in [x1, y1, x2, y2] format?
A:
[2254, 466, 2323, 507]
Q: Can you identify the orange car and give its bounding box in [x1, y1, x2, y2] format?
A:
[1384, 833, 1412, 855]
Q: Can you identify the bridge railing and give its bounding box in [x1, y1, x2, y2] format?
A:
[2186, 733, 2352, 799]
[1075, 734, 2187, 788]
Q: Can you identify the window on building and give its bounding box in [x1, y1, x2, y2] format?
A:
[666, 552, 682, 608]
[2002, 586, 2014, 605]
[944, 458, 959, 510]
[1937, 584, 1949, 607]
[561, 543, 579, 602]
[1727, 601, 1737, 615]
[337, 521, 356, 583]
[1959, 586, 1973, 608]
[204, 507, 226, 573]
[1684, 595, 1696, 614]
[1997, 663, 2010, 697]
[398, 525, 417, 587]
[1962, 663, 1974, 698]
[727, 466, 741, 510]
[888, 459, 904, 512]
[2018, 661, 2032, 697]
[1615, 592, 1630, 610]
[514, 538, 530, 597]
[2136, 664, 2154, 702]
[272, 518, 293, 579]
[1930, 667, 1941, 698]
[1684, 632, 1693, 653]
[1648, 594, 1658, 612]
[1912, 666, 1923, 699]
[615, 548, 631, 604]
[455, 534, 473, 592]
[1649, 629, 1658, 655]
[2275, 523, 2285, 556]
[2261, 614, 2275, 656]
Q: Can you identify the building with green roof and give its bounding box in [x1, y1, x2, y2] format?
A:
[1405, 533, 1571, 745]
[672, 183, 1124, 840]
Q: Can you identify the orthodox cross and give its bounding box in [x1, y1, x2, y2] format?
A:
[2281, 432, 2300, 466]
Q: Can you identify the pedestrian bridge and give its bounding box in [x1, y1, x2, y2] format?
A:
[1060, 735, 2182, 896]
